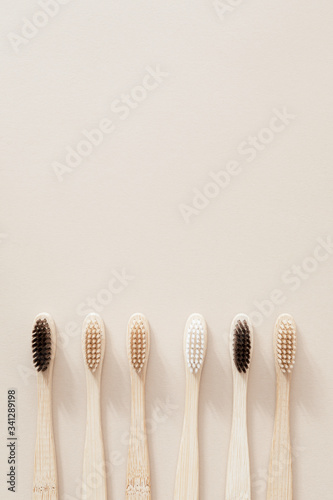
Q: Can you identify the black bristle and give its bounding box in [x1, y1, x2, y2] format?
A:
[233, 319, 251, 373]
[32, 318, 52, 371]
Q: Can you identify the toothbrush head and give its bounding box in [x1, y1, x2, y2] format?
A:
[275, 314, 296, 373]
[232, 314, 253, 374]
[83, 313, 105, 372]
[185, 314, 207, 374]
[128, 313, 150, 374]
[32, 315, 53, 372]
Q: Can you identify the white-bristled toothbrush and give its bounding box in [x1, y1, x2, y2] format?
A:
[174, 313, 207, 500]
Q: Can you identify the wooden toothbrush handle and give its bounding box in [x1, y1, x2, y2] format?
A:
[174, 376, 200, 500]
[126, 375, 151, 500]
[267, 373, 292, 500]
[33, 373, 58, 499]
[225, 374, 251, 500]
[82, 374, 107, 500]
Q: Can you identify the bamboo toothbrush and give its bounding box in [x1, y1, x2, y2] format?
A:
[225, 313, 254, 500]
[174, 313, 207, 500]
[126, 313, 151, 499]
[82, 313, 107, 500]
[267, 313, 297, 500]
[32, 312, 58, 499]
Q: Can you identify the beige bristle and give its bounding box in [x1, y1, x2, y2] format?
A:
[129, 317, 147, 373]
[276, 316, 296, 373]
[84, 317, 102, 372]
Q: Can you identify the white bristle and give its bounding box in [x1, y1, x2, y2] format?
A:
[185, 316, 206, 374]
[276, 316, 296, 373]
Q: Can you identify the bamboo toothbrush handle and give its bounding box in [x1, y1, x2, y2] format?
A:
[226, 374, 250, 500]
[33, 373, 58, 499]
[126, 375, 151, 500]
[267, 373, 292, 500]
[82, 374, 106, 500]
[174, 376, 200, 500]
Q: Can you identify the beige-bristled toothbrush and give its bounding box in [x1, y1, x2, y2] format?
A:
[267, 313, 297, 500]
[82, 313, 107, 500]
[174, 313, 207, 500]
[32, 312, 58, 499]
[225, 313, 254, 500]
[126, 313, 151, 499]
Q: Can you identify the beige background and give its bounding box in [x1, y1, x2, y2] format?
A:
[1, 1, 333, 499]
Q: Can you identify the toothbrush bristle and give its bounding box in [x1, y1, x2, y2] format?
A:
[276, 317, 296, 373]
[129, 316, 147, 373]
[186, 317, 206, 374]
[32, 318, 52, 372]
[233, 319, 251, 373]
[84, 317, 102, 372]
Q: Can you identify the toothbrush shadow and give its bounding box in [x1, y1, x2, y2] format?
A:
[53, 330, 80, 500]
[199, 324, 230, 500]
[146, 324, 170, 500]
[291, 322, 322, 500]
[101, 322, 129, 500]
[246, 323, 276, 500]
